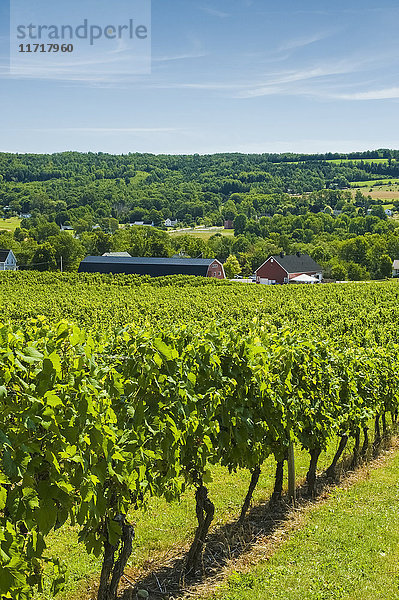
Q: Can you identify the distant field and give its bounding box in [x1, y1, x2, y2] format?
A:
[272, 158, 394, 165]
[350, 180, 399, 202]
[350, 178, 393, 187]
[327, 158, 393, 164]
[169, 227, 235, 240]
[0, 217, 21, 232]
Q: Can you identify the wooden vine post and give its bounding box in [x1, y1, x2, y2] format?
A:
[287, 438, 296, 506]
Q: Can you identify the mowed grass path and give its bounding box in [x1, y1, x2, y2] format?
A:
[208, 445, 399, 600]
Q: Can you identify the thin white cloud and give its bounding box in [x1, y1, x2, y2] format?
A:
[143, 57, 367, 99]
[333, 87, 399, 101]
[153, 52, 207, 62]
[237, 63, 361, 98]
[277, 31, 334, 53]
[197, 6, 230, 18]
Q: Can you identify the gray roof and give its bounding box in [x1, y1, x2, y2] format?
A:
[78, 256, 219, 277]
[81, 256, 216, 266]
[0, 249, 11, 262]
[267, 253, 322, 274]
[393, 260, 399, 270]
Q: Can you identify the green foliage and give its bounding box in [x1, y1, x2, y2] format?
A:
[233, 214, 247, 236]
[31, 242, 58, 271]
[223, 255, 241, 279]
[374, 254, 393, 279]
[1, 150, 399, 280]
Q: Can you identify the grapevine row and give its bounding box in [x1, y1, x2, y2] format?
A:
[0, 318, 398, 599]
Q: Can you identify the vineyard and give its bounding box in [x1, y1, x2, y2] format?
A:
[1, 274, 399, 599]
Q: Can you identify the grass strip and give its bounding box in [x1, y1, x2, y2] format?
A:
[208, 444, 399, 600]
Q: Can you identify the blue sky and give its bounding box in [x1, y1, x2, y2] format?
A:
[1, 0, 399, 154]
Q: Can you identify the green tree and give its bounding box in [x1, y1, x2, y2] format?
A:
[346, 261, 369, 281]
[330, 260, 347, 281]
[224, 254, 242, 279]
[233, 214, 247, 236]
[374, 254, 393, 279]
[81, 230, 112, 256]
[13, 227, 29, 242]
[371, 205, 387, 220]
[32, 221, 61, 244]
[48, 232, 85, 271]
[339, 237, 368, 266]
[31, 242, 57, 270]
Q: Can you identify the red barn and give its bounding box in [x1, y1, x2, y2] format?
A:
[224, 220, 234, 230]
[255, 252, 322, 284]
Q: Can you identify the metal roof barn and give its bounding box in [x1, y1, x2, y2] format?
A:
[78, 256, 225, 278]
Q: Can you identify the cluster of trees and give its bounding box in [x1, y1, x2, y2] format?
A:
[228, 197, 399, 279]
[0, 220, 186, 271]
[0, 196, 397, 280]
[1, 151, 399, 229]
[0, 151, 398, 280]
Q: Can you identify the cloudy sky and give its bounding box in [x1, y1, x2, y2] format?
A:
[1, 0, 399, 154]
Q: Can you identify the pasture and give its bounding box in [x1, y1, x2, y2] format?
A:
[168, 227, 235, 240]
[0, 216, 21, 232]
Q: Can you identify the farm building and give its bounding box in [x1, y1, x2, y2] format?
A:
[393, 260, 399, 277]
[0, 249, 17, 271]
[255, 252, 322, 285]
[164, 218, 178, 227]
[78, 256, 226, 279]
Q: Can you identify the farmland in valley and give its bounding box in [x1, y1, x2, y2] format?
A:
[350, 181, 399, 201]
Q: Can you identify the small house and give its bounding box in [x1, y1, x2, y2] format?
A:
[255, 252, 322, 285]
[165, 218, 178, 228]
[393, 260, 399, 277]
[0, 250, 17, 271]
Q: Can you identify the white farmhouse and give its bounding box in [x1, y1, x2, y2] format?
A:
[0, 250, 17, 271]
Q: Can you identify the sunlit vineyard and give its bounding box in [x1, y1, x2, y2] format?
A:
[1, 274, 399, 600]
[1, 272, 399, 343]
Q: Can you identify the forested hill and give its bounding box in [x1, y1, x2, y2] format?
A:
[1, 149, 399, 227]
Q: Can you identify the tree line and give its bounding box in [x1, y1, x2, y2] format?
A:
[0, 202, 397, 281]
[1, 150, 399, 228]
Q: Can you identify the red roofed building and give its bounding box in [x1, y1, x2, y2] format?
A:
[255, 252, 323, 285]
